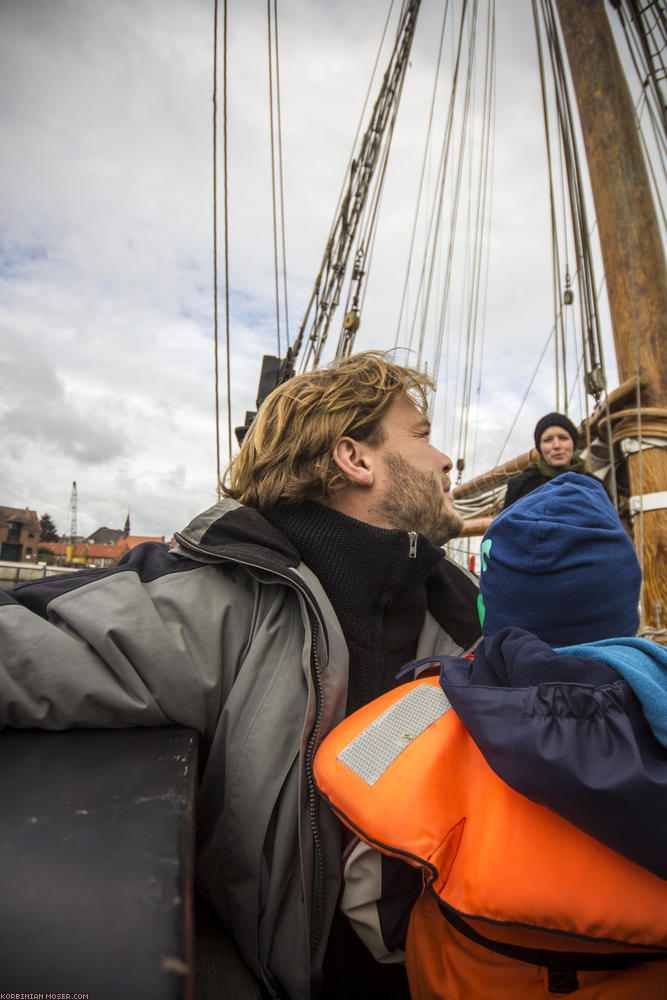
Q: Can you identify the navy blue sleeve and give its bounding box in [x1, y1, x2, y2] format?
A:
[439, 629, 667, 879]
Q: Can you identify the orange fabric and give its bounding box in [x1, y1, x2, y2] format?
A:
[406, 893, 667, 1000]
[314, 677, 667, 953]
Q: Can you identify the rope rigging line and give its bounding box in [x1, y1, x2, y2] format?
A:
[212, 0, 233, 494]
[481, 0, 621, 499]
[336, 0, 434, 359]
[272, 1, 290, 350]
[394, 2, 451, 348]
[391, 0, 494, 476]
[267, 0, 281, 356]
[631, 261, 645, 583]
[288, 0, 402, 373]
[424, 2, 473, 368]
[453, 0, 496, 470]
[445, 1, 664, 556]
[405, 0, 470, 363]
[432, 0, 478, 394]
[223, 0, 232, 472]
[533, 0, 569, 412]
[212, 0, 220, 498]
[635, 94, 667, 230]
[612, 1, 667, 234]
[316, 0, 398, 277]
[335, 25, 418, 358]
[492, 0, 667, 513]
[609, 5, 659, 584]
[449, 0, 484, 462]
[440, 2, 495, 481]
[468, 158, 495, 477]
[614, 0, 667, 142]
[389, 0, 621, 495]
[492, 325, 554, 467]
[543, 0, 606, 398]
[292, 0, 422, 374]
[489, 0, 618, 490]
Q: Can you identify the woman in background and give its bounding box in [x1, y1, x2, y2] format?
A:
[503, 411, 593, 509]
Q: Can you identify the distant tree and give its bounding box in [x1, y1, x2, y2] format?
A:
[39, 512, 59, 542]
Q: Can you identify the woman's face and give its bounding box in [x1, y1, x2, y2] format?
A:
[539, 426, 574, 467]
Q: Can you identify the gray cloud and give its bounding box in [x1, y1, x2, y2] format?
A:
[0, 0, 645, 538]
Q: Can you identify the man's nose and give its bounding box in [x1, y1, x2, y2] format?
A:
[439, 450, 453, 473]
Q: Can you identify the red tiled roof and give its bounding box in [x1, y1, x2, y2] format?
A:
[39, 536, 165, 563]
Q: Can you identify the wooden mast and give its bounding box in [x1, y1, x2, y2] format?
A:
[545, 0, 666, 630]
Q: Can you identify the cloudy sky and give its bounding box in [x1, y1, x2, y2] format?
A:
[0, 0, 650, 540]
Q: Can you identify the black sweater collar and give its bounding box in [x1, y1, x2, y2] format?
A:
[263, 502, 445, 711]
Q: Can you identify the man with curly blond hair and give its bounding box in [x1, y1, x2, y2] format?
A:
[0, 351, 480, 999]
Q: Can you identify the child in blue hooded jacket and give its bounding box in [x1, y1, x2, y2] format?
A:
[441, 471, 667, 877]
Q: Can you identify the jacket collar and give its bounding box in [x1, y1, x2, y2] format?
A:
[174, 498, 301, 573]
[174, 498, 481, 650]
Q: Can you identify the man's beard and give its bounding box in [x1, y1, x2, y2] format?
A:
[370, 452, 463, 546]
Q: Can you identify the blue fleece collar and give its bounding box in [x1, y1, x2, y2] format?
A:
[556, 637, 667, 748]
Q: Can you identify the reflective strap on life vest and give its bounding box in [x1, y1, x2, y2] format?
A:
[337, 682, 451, 786]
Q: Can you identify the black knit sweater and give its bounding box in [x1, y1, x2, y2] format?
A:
[263, 501, 445, 714]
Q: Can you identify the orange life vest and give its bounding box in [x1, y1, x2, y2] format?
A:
[314, 676, 667, 998]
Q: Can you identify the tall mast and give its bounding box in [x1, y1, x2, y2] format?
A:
[553, 0, 666, 632]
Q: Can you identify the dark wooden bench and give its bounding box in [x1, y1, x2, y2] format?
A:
[0, 726, 198, 999]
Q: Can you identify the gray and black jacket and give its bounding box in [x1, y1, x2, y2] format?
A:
[0, 499, 480, 998]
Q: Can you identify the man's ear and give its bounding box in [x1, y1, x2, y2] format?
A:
[332, 437, 375, 488]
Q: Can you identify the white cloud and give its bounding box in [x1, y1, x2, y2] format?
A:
[0, 0, 646, 540]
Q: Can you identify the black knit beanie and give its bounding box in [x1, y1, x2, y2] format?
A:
[534, 412, 578, 453]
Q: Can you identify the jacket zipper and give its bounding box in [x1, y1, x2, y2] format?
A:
[305, 621, 326, 954]
[408, 531, 418, 558]
[174, 532, 328, 958]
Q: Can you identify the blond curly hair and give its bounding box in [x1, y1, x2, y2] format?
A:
[222, 351, 434, 509]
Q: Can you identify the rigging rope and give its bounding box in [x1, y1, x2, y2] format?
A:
[454, 0, 495, 468]
[545, 0, 606, 396]
[394, 4, 451, 347]
[336, 42, 414, 356]
[492, 326, 554, 466]
[392, 0, 494, 477]
[613, 1, 667, 231]
[534, 0, 568, 410]
[272, 2, 290, 349]
[289, 2, 398, 374]
[498, 0, 620, 500]
[212, 0, 220, 497]
[614, 0, 667, 141]
[404, 0, 469, 362]
[267, 0, 281, 355]
[223, 0, 232, 472]
[451, 1, 483, 461]
[265, 0, 291, 354]
[293, 0, 421, 373]
[212, 0, 233, 494]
